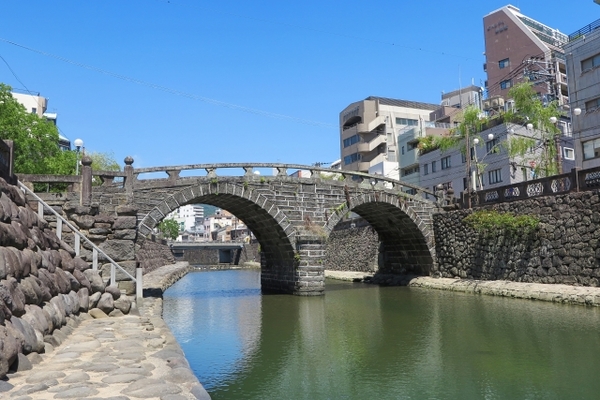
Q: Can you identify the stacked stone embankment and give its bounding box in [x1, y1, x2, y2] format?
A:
[434, 191, 600, 286]
[0, 177, 134, 378]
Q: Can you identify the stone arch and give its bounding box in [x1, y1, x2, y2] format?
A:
[137, 181, 301, 292]
[324, 191, 436, 276]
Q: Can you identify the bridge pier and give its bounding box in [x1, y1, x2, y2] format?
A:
[260, 235, 326, 296]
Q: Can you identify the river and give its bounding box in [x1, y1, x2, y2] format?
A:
[163, 269, 600, 400]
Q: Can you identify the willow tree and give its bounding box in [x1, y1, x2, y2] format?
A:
[504, 82, 562, 177]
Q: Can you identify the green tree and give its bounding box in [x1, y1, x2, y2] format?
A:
[157, 218, 180, 240]
[504, 82, 562, 177]
[88, 151, 120, 172]
[87, 151, 121, 185]
[0, 83, 71, 174]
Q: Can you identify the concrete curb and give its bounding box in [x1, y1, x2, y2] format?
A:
[407, 276, 600, 306]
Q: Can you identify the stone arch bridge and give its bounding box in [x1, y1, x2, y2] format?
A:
[22, 159, 443, 295]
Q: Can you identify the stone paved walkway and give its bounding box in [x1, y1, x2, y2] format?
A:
[2, 296, 210, 400]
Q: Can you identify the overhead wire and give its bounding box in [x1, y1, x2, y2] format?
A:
[0, 37, 338, 130]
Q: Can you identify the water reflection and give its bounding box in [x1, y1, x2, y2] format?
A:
[164, 270, 600, 400]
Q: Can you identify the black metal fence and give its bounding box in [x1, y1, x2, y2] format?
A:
[460, 167, 600, 208]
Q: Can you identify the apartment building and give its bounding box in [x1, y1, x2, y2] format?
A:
[339, 97, 438, 180]
[398, 86, 483, 191]
[483, 5, 569, 108]
[564, 18, 600, 169]
[167, 204, 205, 233]
[418, 121, 575, 198]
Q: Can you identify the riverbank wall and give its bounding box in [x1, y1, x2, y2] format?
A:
[434, 191, 600, 286]
[0, 177, 139, 378]
[325, 191, 600, 288]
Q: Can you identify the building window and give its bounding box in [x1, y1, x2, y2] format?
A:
[401, 146, 405, 155]
[486, 137, 501, 153]
[585, 98, 600, 113]
[563, 147, 575, 160]
[423, 163, 429, 175]
[407, 141, 418, 151]
[441, 156, 451, 170]
[488, 168, 502, 184]
[343, 153, 361, 165]
[582, 53, 600, 72]
[431, 161, 437, 173]
[402, 166, 420, 177]
[582, 139, 600, 160]
[499, 58, 509, 69]
[343, 134, 360, 148]
[396, 118, 419, 126]
[500, 80, 512, 90]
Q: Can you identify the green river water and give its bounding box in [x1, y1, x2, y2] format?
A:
[163, 269, 600, 400]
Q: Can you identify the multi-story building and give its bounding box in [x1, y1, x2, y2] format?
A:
[167, 204, 205, 233]
[339, 97, 438, 180]
[203, 209, 233, 241]
[483, 5, 569, 107]
[11, 89, 71, 150]
[564, 18, 600, 169]
[397, 86, 483, 191]
[418, 120, 576, 198]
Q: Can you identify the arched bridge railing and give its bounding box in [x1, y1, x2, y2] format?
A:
[130, 162, 438, 201]
[17, 157, 444, 205]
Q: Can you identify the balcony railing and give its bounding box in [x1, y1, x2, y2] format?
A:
[569, 17, 600, 41]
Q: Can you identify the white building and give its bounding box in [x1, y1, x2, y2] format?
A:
[340, 97, 439, 180]
[166, 204, 205, 233]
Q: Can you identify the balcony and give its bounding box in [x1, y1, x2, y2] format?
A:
[357, 134, 386, 154]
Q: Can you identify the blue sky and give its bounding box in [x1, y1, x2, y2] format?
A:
[1, 1, 598, 170]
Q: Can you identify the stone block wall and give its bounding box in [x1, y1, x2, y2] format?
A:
[0, 178, 135, 378]
[170, 243, 259, 266]
[324, 219, 379, 273]
[136, 237, 175, 274]
[434, 191, 600, 286]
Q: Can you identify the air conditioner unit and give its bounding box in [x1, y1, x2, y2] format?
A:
[482, 100, 492, 111]
[491, 97, 505, 108]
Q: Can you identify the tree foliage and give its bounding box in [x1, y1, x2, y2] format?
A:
[157, 218, 180, 240]
[0, 83, 70, 174]
[504, 82, 562, 177]
[88, 151, 120, 172]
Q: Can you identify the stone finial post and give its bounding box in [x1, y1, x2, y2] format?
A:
[124, 156, 134, 194]
[81, 156, 93, 206]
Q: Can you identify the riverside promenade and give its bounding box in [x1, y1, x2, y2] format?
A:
[2, 262, 210, 400]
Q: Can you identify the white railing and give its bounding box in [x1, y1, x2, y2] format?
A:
[18, 181, 142, 299]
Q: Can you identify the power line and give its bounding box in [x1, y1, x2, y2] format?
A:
[0, 37, 338, 130]
[0, 53, 34, 95]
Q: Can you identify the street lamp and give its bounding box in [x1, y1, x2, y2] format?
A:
[74, 138, 83, 175]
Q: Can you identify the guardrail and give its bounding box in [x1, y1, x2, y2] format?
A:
[19, 181, 142, 299]
[462, 167, 600, 208]
[18, 160, 442, 204]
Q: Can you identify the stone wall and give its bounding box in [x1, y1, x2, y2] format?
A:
[0, 178, 134, 378]
[171, 243, 259, 266]
[324, 219, 379, 273]
[434, 191, 600, 286]
[136, 237, 175, 274]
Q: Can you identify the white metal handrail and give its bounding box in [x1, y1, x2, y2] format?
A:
[18, 181, 142, 297]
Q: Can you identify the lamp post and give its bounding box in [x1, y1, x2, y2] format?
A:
[73, 138, 83, 175]
[465, 127, 472, 208]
